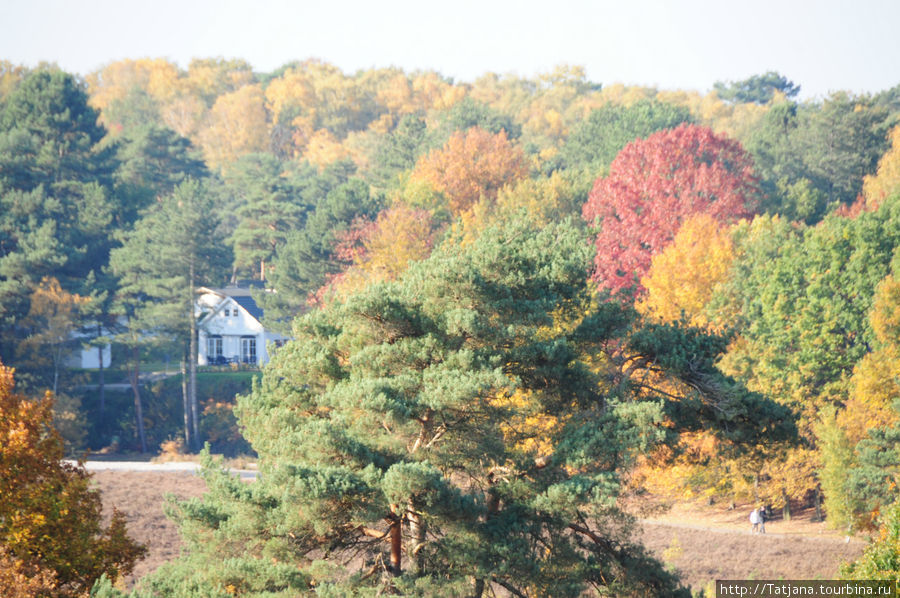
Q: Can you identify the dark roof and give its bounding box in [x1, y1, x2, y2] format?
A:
[208, 286, 264, 321]
[232, 295, 263, 321]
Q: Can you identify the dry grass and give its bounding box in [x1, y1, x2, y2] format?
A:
[91, 471, 868, 593]
[91, 471, 208, 585]
[637, 498, 867, 592]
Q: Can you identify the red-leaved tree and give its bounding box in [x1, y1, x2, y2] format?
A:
[582, 124, 759, 295]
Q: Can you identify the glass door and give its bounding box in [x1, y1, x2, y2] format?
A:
[241, 337, 256, 364]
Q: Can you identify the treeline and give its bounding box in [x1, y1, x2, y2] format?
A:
[2, 58, 900, 561]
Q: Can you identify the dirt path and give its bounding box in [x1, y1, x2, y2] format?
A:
[91, 471, 869, 593]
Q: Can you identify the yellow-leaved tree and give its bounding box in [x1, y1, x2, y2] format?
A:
[86, 58, 181, 125]
[16, 277, 90, 396]
[838, 274, 900, 443]
[864, 125, 900, 210]
[301, 128, 354, 170]
[452, 170, 589, 246]
[196, 84, 269, 172]
[637, 213, 735, 330]
[322, 204, 438, 300]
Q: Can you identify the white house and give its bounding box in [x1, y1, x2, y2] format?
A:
[196, 286, 289, 366]
[66, 339, 112, 369]
[65, 324, 113, 369]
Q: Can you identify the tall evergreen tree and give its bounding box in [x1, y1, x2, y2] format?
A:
[263, 176, 383, 326]
[560, 98, 694, 174]
[223, 154, 304, 282]
[109, 179, 229, 451]
[714, 71, 801, 105]
[0, 68, 119, 375]
[746, 94, 893, 222]
[106, 123, 208, 224]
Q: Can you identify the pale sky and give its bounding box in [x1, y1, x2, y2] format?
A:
[1, 0, 898, 100]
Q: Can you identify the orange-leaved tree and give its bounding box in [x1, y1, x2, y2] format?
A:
[0, 362, 146, 597]
[410, 126, 528, 215]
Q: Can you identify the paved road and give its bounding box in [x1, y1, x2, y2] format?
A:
[67, 460, 259, 480]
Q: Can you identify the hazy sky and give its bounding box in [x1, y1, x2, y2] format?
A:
[2, 0, 898, 100]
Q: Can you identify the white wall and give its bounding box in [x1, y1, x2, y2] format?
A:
[197, 293, 286, 366]
[74, 344, 111, 369]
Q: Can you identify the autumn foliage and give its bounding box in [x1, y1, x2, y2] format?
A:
[317, 203, 437, 300]
[411, 126, 528, 215]
[863, 125, 900, 210]
[637, 213, 735, 330]
[0, 362, 145, 596]
[583, 124, 759, 295]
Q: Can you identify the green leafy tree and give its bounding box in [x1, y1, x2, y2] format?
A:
[712, 198, 900, 518]
[101, 87, 164, 134]
[745, 94, 893, 222]
[146, 217, 791, 597]
[713, 71, 800, 105]
[795, 93, 893, 212]
[718, 200, 900, 423]
[560, 98, 693, 173]
[367, 113, 429, 189]
[105, 123, 208, 223]
[263, 175, 383, 325]
[841, 497, 900, 581]
[817, 408, 858, 530]
[431, 95, 521, 141]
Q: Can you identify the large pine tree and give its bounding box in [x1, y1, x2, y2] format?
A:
[141, 217, 791, 597]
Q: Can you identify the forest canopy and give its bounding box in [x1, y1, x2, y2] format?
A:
[2, 56, 900, 594]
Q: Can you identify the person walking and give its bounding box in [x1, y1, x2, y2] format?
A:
[758, 506, 767, 534]
[750, 507, 760, 533]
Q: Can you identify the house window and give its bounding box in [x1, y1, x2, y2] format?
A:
[223, 308, 230, 317]
[207, 336, 223, 360]
[241, 337, 256, 364]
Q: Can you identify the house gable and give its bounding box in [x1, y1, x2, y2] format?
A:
[200, 295, 263, 336]
[197, 286, 287, 366]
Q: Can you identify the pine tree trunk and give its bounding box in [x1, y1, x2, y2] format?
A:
[407, 499, 425, 575]
[130, 345, 147, 453]
[814, 486, 823, 522]
[181, 348, 191, 449]
[473, 483, 502, 596]
[97, 324, 105, 415]
[389, 504, 402, 576]
[782, 489, 792, 521]
[53, 344, 61, 396]
[189, 262, 199, 451]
